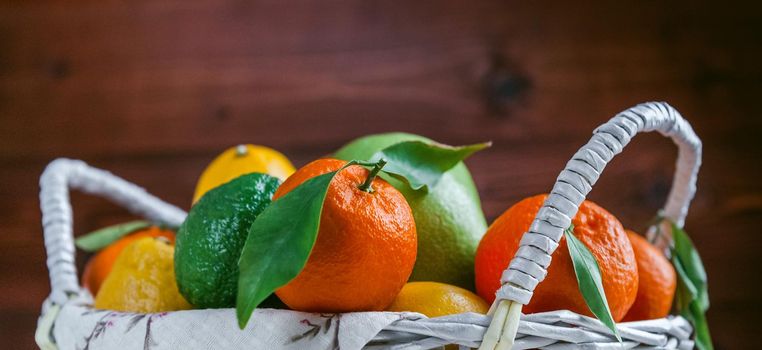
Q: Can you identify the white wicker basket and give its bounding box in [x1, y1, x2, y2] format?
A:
[36, 102, 699, 349]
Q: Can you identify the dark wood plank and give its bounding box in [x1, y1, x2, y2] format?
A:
[1, 1, 760, 348]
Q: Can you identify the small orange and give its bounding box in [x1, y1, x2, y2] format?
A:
[475, 194, 638, 321]
[622, 230, 676, 321]
[82, 226, 175, 295]
[273, 158, 417, 312]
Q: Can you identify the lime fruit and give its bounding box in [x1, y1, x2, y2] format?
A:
[335, 132, 488, 289]
[176, 173, 280, 308]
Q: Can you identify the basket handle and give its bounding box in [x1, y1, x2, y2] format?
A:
[496, 101, 701, 306]
[39, 158, 187, 304]
[479, 102, 701, 350]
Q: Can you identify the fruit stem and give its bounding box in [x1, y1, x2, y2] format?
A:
[358, 158, 387, 193]
[235, 145, 249, 157]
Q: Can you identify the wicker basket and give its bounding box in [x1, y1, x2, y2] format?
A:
[36, 102, 699, 349]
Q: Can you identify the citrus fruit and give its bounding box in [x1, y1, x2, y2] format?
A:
[176, 173, 280, 308]
[94, 237, 191, 313]
[335, 132, 487, 289]
[192, 144, 295, 203]
[81, 226, 175, 295]
[475, 194, 638, 321]
[273, 158, 417, 312]
[622, 230, 676, 321]
[387, 282, 489, 317]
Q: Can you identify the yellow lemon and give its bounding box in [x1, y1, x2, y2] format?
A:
[94, 237, 191, 313]
[192, 144, 296, 203]
[386, 281, 489, 317]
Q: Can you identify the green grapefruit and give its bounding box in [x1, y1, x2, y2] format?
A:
[335, 132, 487, 289]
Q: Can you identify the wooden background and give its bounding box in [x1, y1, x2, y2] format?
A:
[1, 1, 760, 348]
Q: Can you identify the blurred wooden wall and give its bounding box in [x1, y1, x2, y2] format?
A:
[1, 1, 760, 348]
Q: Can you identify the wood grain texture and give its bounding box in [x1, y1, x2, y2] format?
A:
[1, 1, 760, 348]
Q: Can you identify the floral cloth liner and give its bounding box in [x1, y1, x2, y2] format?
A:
[46, 292, 692, 350]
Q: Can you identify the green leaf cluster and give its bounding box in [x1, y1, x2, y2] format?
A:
[235, 139, 489, 328]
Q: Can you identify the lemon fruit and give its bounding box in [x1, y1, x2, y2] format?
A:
[192, 144, 295, 203]
[335, 133, 488, 289]
[94, 237, 191, 313]
[386, 282, 489, 317]
[176, 173, 280, 308]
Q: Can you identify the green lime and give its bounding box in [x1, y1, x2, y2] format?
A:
[335, 132, 488, 289]
[175, 173, 280, 308]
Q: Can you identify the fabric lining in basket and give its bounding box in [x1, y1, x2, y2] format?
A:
[47, 293, 692, 349]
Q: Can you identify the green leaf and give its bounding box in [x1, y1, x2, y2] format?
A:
[368, 140, 490, 192]
[236, 162, 357, 328]
[564, 225, 621, 342]
[689, 299, 713, 350]
[670, 223, 713, 350]
[672, 256, 699, 301]
[672, 224, 709, 311]
[75, 220, 153, 252]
